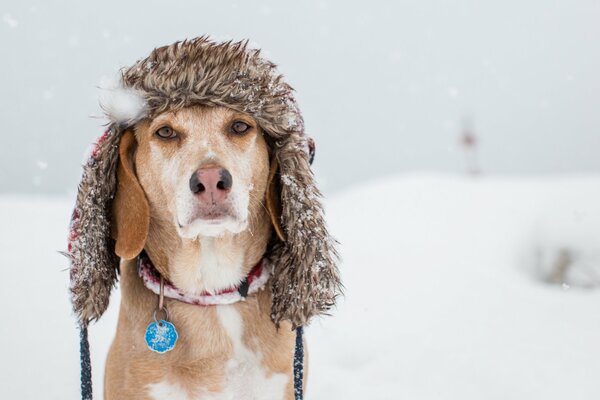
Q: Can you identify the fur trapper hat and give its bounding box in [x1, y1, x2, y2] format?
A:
[68, 37, 341, 329]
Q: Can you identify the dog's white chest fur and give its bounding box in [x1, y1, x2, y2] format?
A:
[146, 306, 288, 400]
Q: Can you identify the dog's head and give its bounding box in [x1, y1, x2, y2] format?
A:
[68, 37, 340, 329]
[112, 106, 276, 260]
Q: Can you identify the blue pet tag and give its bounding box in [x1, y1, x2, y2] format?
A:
[145, 320, 178, 353]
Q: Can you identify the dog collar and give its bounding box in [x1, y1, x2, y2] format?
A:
[137, 252, 270, 306]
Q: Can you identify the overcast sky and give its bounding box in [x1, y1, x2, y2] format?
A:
[1, 0, 599, 195]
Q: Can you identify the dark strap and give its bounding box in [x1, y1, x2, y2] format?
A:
[293, 326, 305, 400]
[80, 325, 93, 400]
[79, 323, 305, 400]
[237, 277, 250, 298]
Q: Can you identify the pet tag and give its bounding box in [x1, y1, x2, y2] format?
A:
[145, 320, 178, 353]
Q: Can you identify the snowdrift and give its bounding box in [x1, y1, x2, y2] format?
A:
[1, 174, 599, 399]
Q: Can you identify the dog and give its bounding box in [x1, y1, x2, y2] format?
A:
[105, 105, 297, 399]
[67, 38, 341, 400]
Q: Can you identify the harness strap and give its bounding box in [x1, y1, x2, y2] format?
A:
[79, 323, 306, 400]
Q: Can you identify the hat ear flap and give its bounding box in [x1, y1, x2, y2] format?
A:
[269, 137, 342, 329]
[68, 127, 122, 325]
[266, 156, 285, 242]
[112, 129, 149, 260]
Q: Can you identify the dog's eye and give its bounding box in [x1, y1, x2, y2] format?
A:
[155, 126, 177, 139]
[230, 121, 251, 135]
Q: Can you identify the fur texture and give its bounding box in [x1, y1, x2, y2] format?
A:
[68, 36, 341, 328]
[68, 129, 120, 325]
[98, 75, 147, 126]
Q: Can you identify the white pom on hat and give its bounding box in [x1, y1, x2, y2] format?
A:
[98, 76, 148, 126]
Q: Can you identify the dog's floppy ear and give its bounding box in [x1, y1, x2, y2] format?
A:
[266, 156, 285, 242]
[112, 129, 149, 259]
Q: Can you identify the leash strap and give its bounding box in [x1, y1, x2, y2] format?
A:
[80, 325, 93, 400]
[293, 326, 304, 400]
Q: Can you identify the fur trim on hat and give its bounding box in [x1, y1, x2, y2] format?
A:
[68, 36, 341, 328]
[68, 128, 120, 326]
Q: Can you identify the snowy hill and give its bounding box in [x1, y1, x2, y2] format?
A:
[309, 174, 600, 399]
[1, 174, 599, 399]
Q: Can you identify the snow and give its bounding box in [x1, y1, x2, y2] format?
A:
[308, 174, 600, 399]
[1, 174, 599, 399]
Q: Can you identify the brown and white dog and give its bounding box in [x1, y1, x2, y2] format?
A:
[67, 38, 341, 400]
[105, 105, 297, 399]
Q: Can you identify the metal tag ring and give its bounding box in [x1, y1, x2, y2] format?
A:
[153, 307, 169, 325]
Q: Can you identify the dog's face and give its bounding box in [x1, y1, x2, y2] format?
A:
[132, 105, 270, 239]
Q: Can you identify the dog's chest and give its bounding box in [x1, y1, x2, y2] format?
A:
[146, 306, 289, 400]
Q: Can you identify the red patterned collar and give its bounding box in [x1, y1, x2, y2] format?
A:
[137, 252, 270, 306]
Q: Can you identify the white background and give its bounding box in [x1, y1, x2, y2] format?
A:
[1, 0, 600, 194]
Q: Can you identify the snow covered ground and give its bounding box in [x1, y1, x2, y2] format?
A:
[1, 174, 599, 399]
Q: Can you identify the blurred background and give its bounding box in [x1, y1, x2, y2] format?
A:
[2, 0, 600, 194]
[1, 1, 599, 399]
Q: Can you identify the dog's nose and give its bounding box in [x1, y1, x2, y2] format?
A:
[189, 166, 233, 203]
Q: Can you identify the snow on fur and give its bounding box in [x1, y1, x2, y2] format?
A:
[68, 129, 120, 326]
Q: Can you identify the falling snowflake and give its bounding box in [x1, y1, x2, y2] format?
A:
[3, 13, 18, 28]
